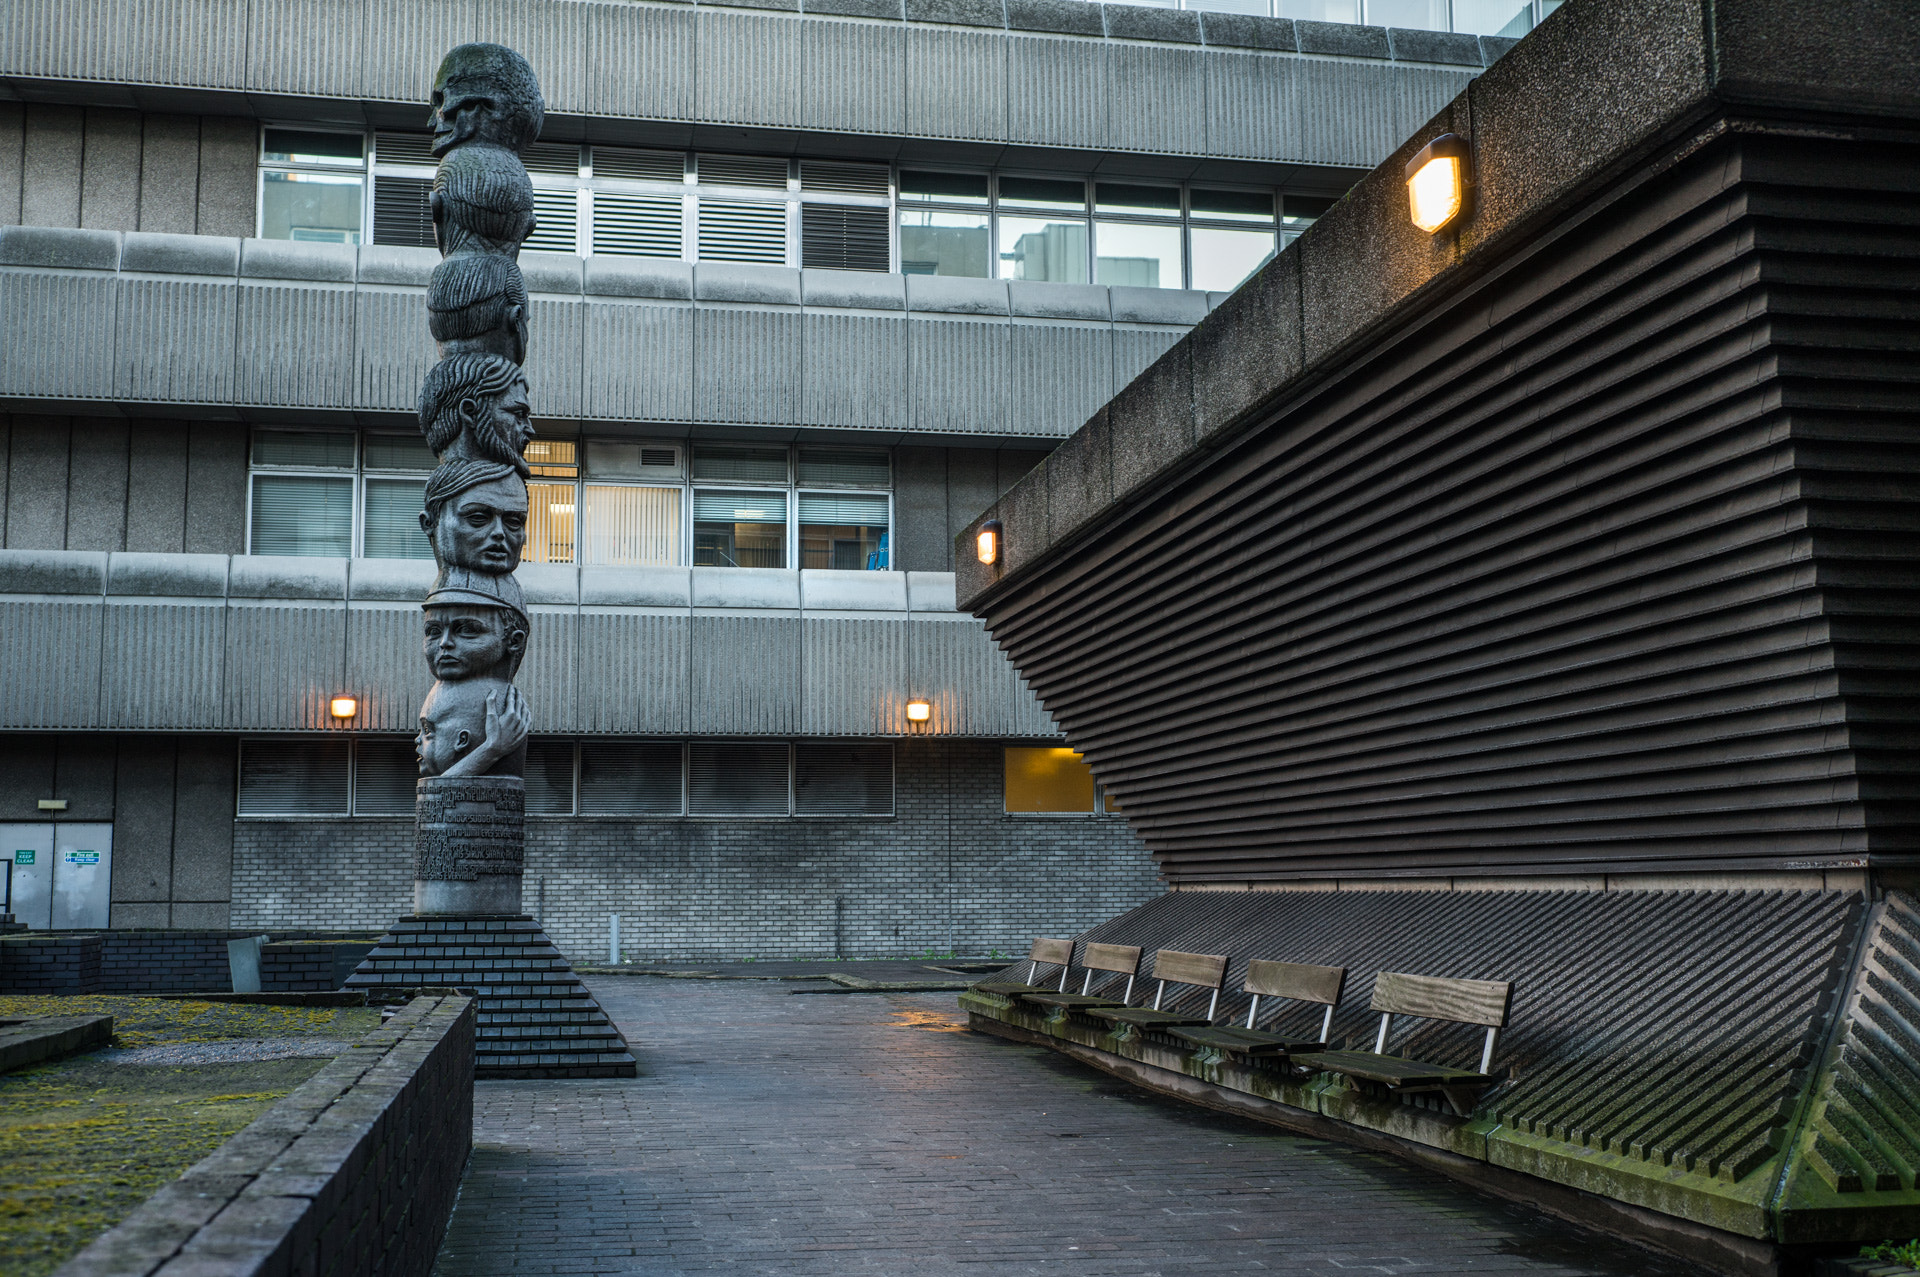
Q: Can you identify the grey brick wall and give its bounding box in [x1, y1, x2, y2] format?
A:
[231, 741, 1161, 961]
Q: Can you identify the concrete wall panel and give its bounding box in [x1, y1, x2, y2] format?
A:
[64, 417, 129, 552]
[80, 108, 143, 232]
[696, 10, 803, 127]
[5, 415, 71, 549]
[478, 0, 586, 114]
[802, 311, 904, 431]
[582, 300, 694, 421]
[910, 613, 1056, 737]
[184, 421, 248, 555]
[1006, 321, 1110, 440]
[194, 117, 257, 239]
[523, 295, 584, 419]
[125, 419, 190, 553]
[135, 115, 202, 233]
[590, 1, 695, 122]
[803, 616, 906, 735]
[345, 602, 431, 733]
[0, 104, 23, 227]
[223, 600, 347, 731]
[910, 316, 1007, 435]
[802, 18, 905, 135]
[20, 105, 84, 228]
[893, 446, 949, 574]
[117, 277, 238, 402]
[111, 735, 176, 905]
[906, 27, 1006, 141]
[359, 0, 479, 102]
[695, 307, 801, 424]
[0, 602, 102, 728]
[1111, 324, 1182, 395]
[1008, 35, 1106, 149]
[0, 271, 118, 398]
[578, 610, 691, 734]
[171, 733, 236, 911]
[520, 605, 579, 733]
[235, 281, 355, 405]
[137, 0, 251, 88]
[55, 733, 119, 819]
[1108, 44, 1205, 155]
[1205, 50, 1300, 162]
[102, 599, 227, 728]
[693, 613, 800, 734]
[353, 286, 437, 412]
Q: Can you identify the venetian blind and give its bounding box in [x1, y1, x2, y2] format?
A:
[250, 475, 352, 557]
[795, 742, 894, 816]
[581, 486, 680, 566]
[371, 175, 435, 247]
[351, 739, 419, 815]
[524, 738, 577, 815]
[580, 741, 684, 815]
[363, 478, 432, 559]
[797, 494, 888, 526]
[688, 743, 790, 816]
[693, 491, 786, 524]
[238, 740, 350, 815]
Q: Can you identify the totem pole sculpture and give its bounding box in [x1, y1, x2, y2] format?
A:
[347, 44, 635, 1078]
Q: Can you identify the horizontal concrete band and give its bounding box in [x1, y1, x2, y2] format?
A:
[0, 229, 1201, 438]
[2, 0, 1486, 168]
[0, 549, 1060, 737]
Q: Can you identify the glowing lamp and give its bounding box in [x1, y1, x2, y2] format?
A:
[1405, 133, 1472, 234]
[329, 696, 358, 719]
[906, 700, 932, 723]
[976, 519, 1003, 566]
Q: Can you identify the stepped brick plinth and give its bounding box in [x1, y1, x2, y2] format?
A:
[346, 915, 636, 1079]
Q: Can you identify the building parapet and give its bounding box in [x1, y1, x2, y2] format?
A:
[0, 549, 1056, 737]
[0, 227, 1202, 439]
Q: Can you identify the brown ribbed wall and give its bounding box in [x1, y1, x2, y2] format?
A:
[980, 132, 1920, 881]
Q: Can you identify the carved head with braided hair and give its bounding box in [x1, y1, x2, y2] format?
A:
[418, 353, 533, 476]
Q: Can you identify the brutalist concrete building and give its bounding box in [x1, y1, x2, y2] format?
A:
[0, 0, 1517, 958]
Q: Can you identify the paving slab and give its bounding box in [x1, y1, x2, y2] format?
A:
[432, 978, 1692, 1276]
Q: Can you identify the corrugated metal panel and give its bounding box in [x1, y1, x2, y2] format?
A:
[692, 614, 799, 734]
[344, 602, 431, 734]
[1107, 45, 1205, 156]
[695, 9, 801, 127]
[578, 610, 691, 734]
[905, 27, 1006, 142]
[475, 0, 585, 114]
[1007, 35, 1106, 150]
[801, 18, 903, 136]
[353, 286, 439, 412]
[1110, 325, 1182, 396]
[0, 272, 117, 399]
[583, 300, 695, 422]
[359, 0, 480, 102]
[978, 133, 1914, 881]
[1203, 50, 1301, 163]
[909, 315, 1008, 436]
[694, 307, 801, 424]
[247, 0, 363, 96]
[115, 277, 236, 403]
[523, 294, 584, 419]
[519, 605, 579, 732]
[223, 600, 346, 731]
[101, 600, 225, 729]
[234, 281, 355, 406]
[590, 0, 695, 122]
[802, 617, 906, 736]
[802, 312, 904, 431]
[911, 615, 1058, 738]
[1006, 321, 1112, 439]
[0, 601, 102, 728]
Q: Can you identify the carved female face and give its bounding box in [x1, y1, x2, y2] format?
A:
[422, 475, 528, 572]
[422, 604, 525, 682]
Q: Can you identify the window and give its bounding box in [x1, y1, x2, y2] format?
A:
[523, 441, 579, 565]
[248, 428, 432, 559]
[580, 741, 685, 815]
[693, 491, 788, 569]
[798, 493, 888, 570]
[258, 129, 364, 245]
[1004, 746, 1117, 816]
[801, 205, 890, 272]
[525, 738, 579, 816]
[795, 742, 894, 816]
[350, 739, 421, 815]
[689, 742, 792, 816]
[239, 739, 352, 815]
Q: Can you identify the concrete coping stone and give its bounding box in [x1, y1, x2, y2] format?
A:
[0, 549, 107, 595]
[1196, 11, 1296, 51]
[227, 555, 349, 600]
[803, 0, 904, 18]
[356, 243, 439, 286]
[1011, 280, 1111, 321]
[107, 552, 230, 598]
[584, 255, 694, 300]
[1480, 33, 1519, 62]
[0, 225, 122, 271]
[908, 274, 1011, 315]
[518, 250, 584, 294]
[346, 557, 437, 601]
[800, 568, 909, 610]
[1295, 17, 1389, 57]
[121, 232, 240, 277]
[907, 571, 959, 612]
[580, 564, 693, 607]
[515, 561, 581, 604]
[1104, 4, 1200, 43]
[1110, 285, 1209, 325]
[802, 267, 906, 310]
[903, 0, 1006, 28]
[1005, 0, 1103, 36]
[717, 0, 798, 10]
[239, 238, 357, 283]
[696, 261, 802, 305]
[1387, 25, 1487, 65]
[693, 565, 802, 609]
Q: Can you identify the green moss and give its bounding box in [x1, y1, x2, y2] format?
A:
[1863, 1239, 1920, 1268]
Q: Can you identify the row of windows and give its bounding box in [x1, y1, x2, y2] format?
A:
[1197, 0, 1555, 37]
[259, 130, 1319, 291]
[237, 741, 1119, 818]
[247, 430, 892, 571]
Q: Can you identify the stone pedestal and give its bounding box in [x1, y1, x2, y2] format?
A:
[413, 775, 524, 916]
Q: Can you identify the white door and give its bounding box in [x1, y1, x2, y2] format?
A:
[2, 823, 54, 930]
[52, 825, 113, 929]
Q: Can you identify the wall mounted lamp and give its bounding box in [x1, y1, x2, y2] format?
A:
[905, 700, 932, 724]
[329, 696, 358, 720]
[976, 520, 1003, 566]
[1406, 133, 1473, 234]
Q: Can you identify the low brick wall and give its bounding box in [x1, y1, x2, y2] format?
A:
[1, 932, 378, 995]
[54, 992, 475, 1277]
[1, 936, 103, 992]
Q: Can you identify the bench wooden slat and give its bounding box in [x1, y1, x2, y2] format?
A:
[1152, 949, 1228, 989]
[973, 980, 1051, 996]
[1293, 1049, 1492, 1088]
[1085, 1007, 1212, 1029]
[1244, 959, 1344, 1005]
[1371, 972, 1510, 1028]
[1029, 937, 1074, 966]
[1020, 993, 1120, 1011]
[1083, 942, 1142, 975]
[1168, 1026, 1323, 1058]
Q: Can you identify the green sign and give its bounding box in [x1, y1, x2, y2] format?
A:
[12, 849, 34, 865]
[63, 850, 100, 866]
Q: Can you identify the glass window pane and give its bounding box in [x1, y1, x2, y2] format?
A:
[251, 475, 353, 557]
[1274, 0, 1361, 18]
[1283, 195, 1337, 228]
[263, 129, 364, 165]
[693, 490, 787, 568]
[580, 741, 684, 815]
[1190, 226, 1276, 292]
[525, 482, 577, 563]
[261, 171, 362, 244]
[1004, 746, 1096, 814]
[799, 493, 888, 571]
[525, 439, 579, 479]
[582, 485, 681, 566]
[999, 176, 1085, 211]
[253, 429, 355, 468]
[1451, 0, 1533, 34]
[795, 741, 894, 816]
[1184, 0, 1269, 13]
[689, 742, 790, 816]
[691, 444, 787, 483]
[525, 738, 577, 815]
[1094, 183, 1180, 216]
[1364, 0, 1448, 29]
[796, 448, 889, 488]
[899, 171, 988, 205]
[363, 478, 431, 560]
[1190, 188, 1274, 223]
[352, 738, 418, 815]
[1095, 221, 1182, 289]
[899, 209, 991, 278]
[998, 216, 1088, 284]
[239, 740, 350, 815]
[364, 433, 435, 470]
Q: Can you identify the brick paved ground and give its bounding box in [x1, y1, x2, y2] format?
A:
[433, 979, 1691, 1276]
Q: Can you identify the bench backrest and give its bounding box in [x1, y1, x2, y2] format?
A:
[1074, 942, 1143, 1001]
[1150, 949, 1229, 1019]
[1023, 937, 1074, 988]
[1369, 971, 1513, 1074]
[1242, 960, 1346, 1040]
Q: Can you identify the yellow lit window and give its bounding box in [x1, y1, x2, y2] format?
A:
[525, 482, 576, 563]
[1004, 746, 1096, 815]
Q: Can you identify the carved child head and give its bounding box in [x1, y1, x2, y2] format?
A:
[416, 676, 523, 777]
[419, 353, 533, 474]
[421, 461, 528, 572]
[429, 43, 545, 158]
[428, 253, 528, 364]
[422, 603, 526, 683]
[430, 144, 536, 256]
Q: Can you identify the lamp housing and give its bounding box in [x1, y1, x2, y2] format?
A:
[1405, 133, 1473, 234]
[906, 700, 932, 723]
[329, 696, 358, 720]
[976, 520, 1003, 566]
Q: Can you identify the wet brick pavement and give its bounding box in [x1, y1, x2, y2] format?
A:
[433, 978, 1692, 1276]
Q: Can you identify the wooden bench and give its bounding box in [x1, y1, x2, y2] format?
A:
[1084, 950, 1228, 1032]
[973, 937, 1075, 998]
[1293, 971, 1512, 1116]
[1020, 943, 1143, 1013]
[1167, 959, 1345, 1061]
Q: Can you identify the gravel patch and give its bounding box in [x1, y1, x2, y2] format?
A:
[106, 1039, 353, 1066]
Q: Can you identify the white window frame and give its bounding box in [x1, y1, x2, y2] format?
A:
[255, 123, 370, 245]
